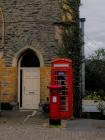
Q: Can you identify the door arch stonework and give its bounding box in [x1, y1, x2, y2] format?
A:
[12, 46, 44, 67]
[18, 48, 41, 109]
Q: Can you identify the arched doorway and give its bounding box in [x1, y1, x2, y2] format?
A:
[18, 49, 40, 109]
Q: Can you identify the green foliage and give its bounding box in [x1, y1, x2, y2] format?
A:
[58, 1, 82, 64]
[57, 0, 82, 117]
[83, 91, 105, 101]
[90, 48, 105, 60]
[63, 0, 79, 20]
[86, 48, 105, 101]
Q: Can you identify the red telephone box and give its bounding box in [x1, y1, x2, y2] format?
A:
[48, 85, 62, 125]
[51, 58, 73, 119]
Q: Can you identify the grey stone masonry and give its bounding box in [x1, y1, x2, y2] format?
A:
[0, 0, 63, 66]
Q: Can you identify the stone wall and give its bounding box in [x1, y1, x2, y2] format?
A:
[0, 63, 51, 103]
[0, 0, 63, 66]
[0, 58, 17, 102]
[40, 67, 51, 102]
[0, 0, 81, 116]
[0, 0, 63, 103]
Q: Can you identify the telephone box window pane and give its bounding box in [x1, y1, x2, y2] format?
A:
[54, 71, 68, 111]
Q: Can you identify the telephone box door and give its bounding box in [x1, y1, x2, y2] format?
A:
[51, 58, 73, 119]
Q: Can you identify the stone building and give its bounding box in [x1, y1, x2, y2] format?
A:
[0, 0, 81, 116]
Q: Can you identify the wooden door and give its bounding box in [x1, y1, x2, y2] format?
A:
[22, 68, 40, 109]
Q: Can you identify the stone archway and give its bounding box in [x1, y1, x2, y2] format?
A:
[18, 49, 40, 109]
[12, 46, 44, 67]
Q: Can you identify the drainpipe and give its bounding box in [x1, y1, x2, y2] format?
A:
[80, 18, 86, 97]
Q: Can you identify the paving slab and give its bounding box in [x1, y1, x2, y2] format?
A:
[67, 119, 105, 131]
[0, 111, 105, 140]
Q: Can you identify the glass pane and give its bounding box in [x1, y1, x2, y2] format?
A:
[54, 71, 68, 111]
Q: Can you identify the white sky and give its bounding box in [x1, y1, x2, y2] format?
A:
[80, 0, 105, 57]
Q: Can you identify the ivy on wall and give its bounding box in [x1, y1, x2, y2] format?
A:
[57, 0, 82, 117]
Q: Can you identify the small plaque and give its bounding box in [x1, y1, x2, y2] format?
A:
[52, 96, 57, 103]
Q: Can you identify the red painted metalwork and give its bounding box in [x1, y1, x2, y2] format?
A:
[51, 58, 73, 119]
[47, 85, 62, 123]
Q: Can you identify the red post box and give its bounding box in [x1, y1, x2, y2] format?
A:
[51, 58, 73, 119]
[47, 85, 62, 125]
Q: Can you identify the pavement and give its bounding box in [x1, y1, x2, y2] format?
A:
[0, 110, 105, 140]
